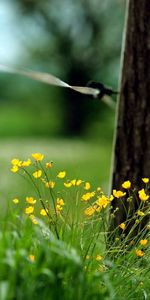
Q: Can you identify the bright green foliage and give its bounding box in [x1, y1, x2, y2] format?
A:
[0, 154, 149, 299]
[0, 215, 150, 300]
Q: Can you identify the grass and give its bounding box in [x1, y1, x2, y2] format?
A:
[1, 213, 150, 300]
[0, 138, 150, 300]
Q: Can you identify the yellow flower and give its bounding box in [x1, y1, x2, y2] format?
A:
[81, 192, 95, 201]
[32, 153, 44, 161]
[70, 179, 83, 186]
[84, 182, 91, 190]
[57, 198, 65, 206]
[45, 181, 55, 188]
[18, 161, 23, 167]
[138, 189, 149, 201]
[76, 179, 82, 186]
[21, 159, 32, 167]
[11, 165, 19, 173]
[91, 192, 95, 197]
[56, 204, 63, 213]
[25, 206, 34, 215]
[142, 178, 149, 184]
[26, 197, 36, 204]
[135, 249, 144, 257]
[84, 206, 95, 216]
[71, 179, 76, 186]
[45, 162, 53, 169]
[40, 208, 48, 216]
[96, 255, 103, 261]
[11, 158, 20, 166]
[139, 239, 148, 246]
[113, 190, 126, 198]
[33, 170, 42, 179]
[119, 223, 126, 230]
[96, 195, 109, 209]
[64, 179, 83, 187]
[64, 182, 72, 188]
[137, 210, 145, 217]
[109, 195, 114, 201]
[30, 214, 38, 224]
[12, 198, 19, 204]
[28, 254, 35, 262]
[122, 180, 131, 189]
[11, 158, 25, 168]
[57, 171, 66, 179]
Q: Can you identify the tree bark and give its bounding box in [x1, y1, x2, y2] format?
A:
[110, 0, 150, 228]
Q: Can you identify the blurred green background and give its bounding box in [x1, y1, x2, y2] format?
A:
[0, 0, 126, 198]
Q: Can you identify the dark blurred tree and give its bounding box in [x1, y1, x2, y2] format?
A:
[110, 0, 150, 234]
[13, 0, 124, 136]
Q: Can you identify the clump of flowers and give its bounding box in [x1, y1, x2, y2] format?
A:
[11, 154, 150, 270]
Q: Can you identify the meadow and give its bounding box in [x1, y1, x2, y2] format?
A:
[0, 138, 150, 300]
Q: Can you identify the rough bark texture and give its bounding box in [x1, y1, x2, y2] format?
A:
[110, 0, 150, 228]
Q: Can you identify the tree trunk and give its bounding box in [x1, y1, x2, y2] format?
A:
[110, 0, 150, 229]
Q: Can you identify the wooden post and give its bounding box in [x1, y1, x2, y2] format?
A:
[110, 0, 150, 229]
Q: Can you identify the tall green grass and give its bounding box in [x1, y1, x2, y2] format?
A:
[0, 144, 150, 300]
[0, 208, 149, 300]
